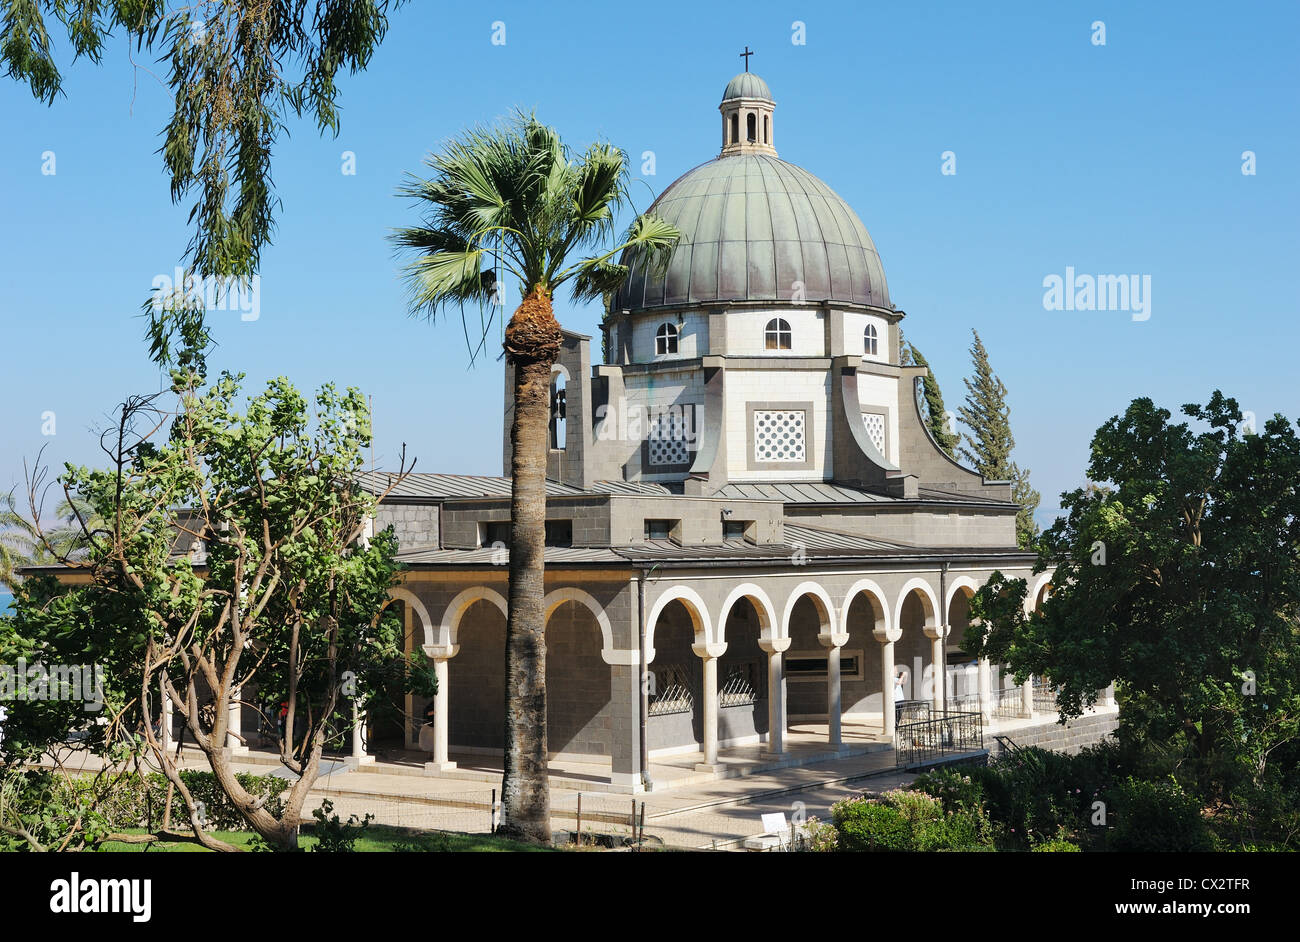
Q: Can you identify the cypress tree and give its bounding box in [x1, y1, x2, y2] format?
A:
[908, 343, 958, 457]
[1009, 461, 1041, 549]
[956, 329, 1041, 547]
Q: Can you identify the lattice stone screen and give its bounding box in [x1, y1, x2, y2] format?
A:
[861, 411, 886, 454]
[753, 409, 806, 462]
[647, 409, 691, 467]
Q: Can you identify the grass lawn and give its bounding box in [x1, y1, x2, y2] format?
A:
[96, 824, 553, 852]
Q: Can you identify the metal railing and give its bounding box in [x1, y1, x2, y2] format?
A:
[991, 684, 1027, 720]
[895, 699, 931, 725]
[1032, 678, 1059, 713]
[944, 691, 981, 713]
[894, 709, 984, 768]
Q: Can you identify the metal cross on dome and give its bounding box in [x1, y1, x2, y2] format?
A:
[740, 45, 753, 71]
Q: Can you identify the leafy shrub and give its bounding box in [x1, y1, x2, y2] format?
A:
[968, 748, 1092, 848]
[1214, 782, 1300, 851]
[831, 798, 911, 851]
[830, 789, 992, 852]
[913, 769, 985, 814]
[801, 816, 840, 852]
[308, 799, 372, 852]
[170, 770, 289, 831]
[54, 771, 158, 830]
[1032, 839, 1081, 852]
[1106, 777, 1213, 852]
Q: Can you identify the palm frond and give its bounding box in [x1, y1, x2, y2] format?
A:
[399, 248, 491, 319]
[571, 261, 630, 303]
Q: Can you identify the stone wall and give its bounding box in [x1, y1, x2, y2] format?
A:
[447, 599, 505, 750]
[989, 710, 1120, 757]
[374, 503, 438, 550]
[545, 600, 614, 757]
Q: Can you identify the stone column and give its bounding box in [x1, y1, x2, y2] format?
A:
[160, 684, 173, 754]
[422, 644, 459, 773]
[758, 638, 790, 756]
[978, 658, 993, 723]
[819, 630, 850, 751]
[346, 700, 374, 767]
[874, 627, 902, 739]
[923, 623, 947, 712]
[1022, 673, 1035, 718]
[692, 642, 727, 771]
[226, 687, 248, 756]
[605, 657, 643, 791]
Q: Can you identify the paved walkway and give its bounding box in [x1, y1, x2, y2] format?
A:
[33, 707, 1116, 848]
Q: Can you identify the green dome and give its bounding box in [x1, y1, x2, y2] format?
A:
[613, 154, 890, 312]
[722, 72, 772, 102]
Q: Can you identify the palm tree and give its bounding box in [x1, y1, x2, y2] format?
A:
[1, 491, 99, 590]
[390, 113, 679, 842]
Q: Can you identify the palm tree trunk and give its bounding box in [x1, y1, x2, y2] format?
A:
[499, 285, 562, 843]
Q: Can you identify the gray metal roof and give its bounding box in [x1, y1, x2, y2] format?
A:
[722, 71, 772, 102]
[612, 154, 889, 312]
[713, 481, 891, 503]
[357, 473, 673, 501]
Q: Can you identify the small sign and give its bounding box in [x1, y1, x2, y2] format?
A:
[760, 812, 787, 833]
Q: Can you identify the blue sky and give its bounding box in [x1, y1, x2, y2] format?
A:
[1, 1, 1297, 525]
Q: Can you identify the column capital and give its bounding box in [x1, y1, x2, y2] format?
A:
[691, 642, 728, 659]
[872, 627, 902, 644]
[422, 643, 461, 660]
[758, 637, 791, 655]
[818, 631, 850, 649]
[922, 622, 950, 640]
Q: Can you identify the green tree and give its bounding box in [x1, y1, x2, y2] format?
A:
[1, 323, 428, 851]
[1008, 462, 1041, 549]
[3, 1, 406, 285]
[966, 392, 1300, 799]
[957, 330, 1012, 475]
[957, 329, 1040, 546]
[389, 113, 679, 842]
[907, 343, 958, 458]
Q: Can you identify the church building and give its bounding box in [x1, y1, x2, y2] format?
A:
[362, 69, 1066, 792]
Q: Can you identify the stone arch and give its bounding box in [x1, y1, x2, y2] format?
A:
[840, 579, 891, 720]
[645, 585, 712, 661]
[544, 587, 613, 757]
[389, 586, 437, 651]
[895, 578, 940, 702]
[717, 583, 777, 645]
[944, 575, 982, 614]
[841, 579, 892, 640]
[543, 586, 615, 661]
[780, 581, 839, 643]
[893, 577, 939, 632]
[1027, 572, 1054, 613]
[437, 585, 507, 650]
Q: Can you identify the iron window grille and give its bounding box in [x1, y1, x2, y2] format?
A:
[648, 663, 694, 716]
[719, 660, 766, 707]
